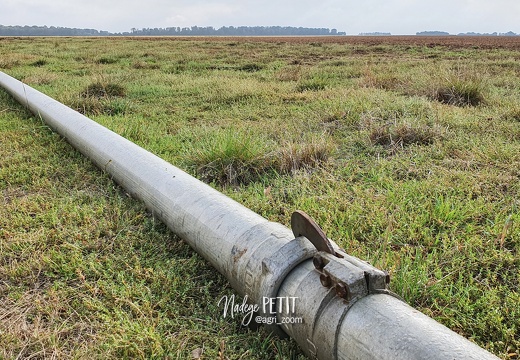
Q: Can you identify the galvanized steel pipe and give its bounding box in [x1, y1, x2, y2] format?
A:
[0, 71, 499, 360]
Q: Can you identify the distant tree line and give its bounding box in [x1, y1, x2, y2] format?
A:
[3, 25, 516, 37]
[358, 32, 391, 36]
[417, 30, 519, 36]
[0, 25, 110, 36]
[128, 26, 346, 36]
[457, 31, 518, 36]
[416, 31, 451, 36]
[0, 25, 346, 36]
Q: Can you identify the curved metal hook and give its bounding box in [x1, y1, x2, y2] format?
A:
[291, 210, 335, 255]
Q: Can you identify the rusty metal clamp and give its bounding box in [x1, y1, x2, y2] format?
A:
[291, 210, 396, 305]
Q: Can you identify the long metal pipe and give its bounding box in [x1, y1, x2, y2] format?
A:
[0, 71, 499, 359]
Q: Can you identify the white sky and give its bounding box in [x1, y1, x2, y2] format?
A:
[1, 0, 519, 35]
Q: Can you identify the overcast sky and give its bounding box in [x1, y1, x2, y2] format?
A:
[1, 0, 519, 35]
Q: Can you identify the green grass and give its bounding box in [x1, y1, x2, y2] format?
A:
[186, 127, 273, 186]
[1, 37, 519, 359]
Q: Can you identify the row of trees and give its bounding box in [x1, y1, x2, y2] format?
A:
[358, 32, 392, 36]
[0, 25, 110, 36]
[417, 30, 519, 36]
[457, 31, 518, 36]
[129, 26, 346, 36]
[4, 25, 516, 37]
[0, 25, 346, 36]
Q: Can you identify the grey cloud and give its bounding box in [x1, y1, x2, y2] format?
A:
[0, 0, 518, 34]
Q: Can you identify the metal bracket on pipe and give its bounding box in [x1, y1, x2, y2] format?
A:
[312, 252, 389, 302]
[291, 210, 392, 305]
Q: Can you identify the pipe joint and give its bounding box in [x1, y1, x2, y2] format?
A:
[226, 221, 317, 336]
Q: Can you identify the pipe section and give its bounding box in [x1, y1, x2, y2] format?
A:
[277, 259, 497, 359]
[0, 71, 499, 359]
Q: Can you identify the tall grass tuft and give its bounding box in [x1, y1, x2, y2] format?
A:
[296, 74, 330, 92]
[434, 79, 485, 106]
[96, 56, 118, 65]
[69, 82, 128, 115]
[187, 129, 271, 186]
[30, 59, 48, 67]
[362, 115, 443, 154]
[432, 69, 486, 107]
[237, 63, 264, 72]
[81, 82, 126, 98]
[503, 105, 520, 122]
[276, 66, 302, 82]
[276, 137, 333, 173]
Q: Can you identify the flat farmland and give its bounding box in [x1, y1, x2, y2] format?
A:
[98, 35, 520, 48]
[0, 36, 519, 359]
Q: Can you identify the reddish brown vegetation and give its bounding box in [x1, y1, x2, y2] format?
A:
[3, 35, 519, 49]
[119, 35, 520, 49]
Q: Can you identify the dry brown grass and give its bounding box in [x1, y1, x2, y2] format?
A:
[22, 73, 58, 86]
[0, 290, 95, 359]
[369, 121, 438, 147]
[360, 113, 443, 154]
[110, 35, 520, 49]
[80, 82, 126, 99]
[66, 81, 129, 115]
[276, 138, 333, 173]
[361, 68, 402, 90]
[276, 66, 303, 82]
[132, 61, 160, 70]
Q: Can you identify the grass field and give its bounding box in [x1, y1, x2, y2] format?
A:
[0, 36, 519, 359]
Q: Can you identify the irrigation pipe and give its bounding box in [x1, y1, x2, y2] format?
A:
[0, 71, 499, 359]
